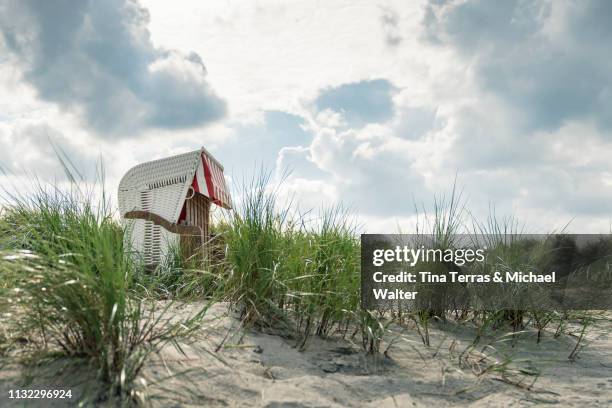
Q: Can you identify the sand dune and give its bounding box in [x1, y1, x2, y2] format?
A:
[144, 303, 612, 407]
[1, 303, 611, 407]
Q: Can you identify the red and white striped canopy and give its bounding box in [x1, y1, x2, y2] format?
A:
[192, 150, 232, 209]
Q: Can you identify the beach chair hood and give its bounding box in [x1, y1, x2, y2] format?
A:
[118, 147, 231, 264]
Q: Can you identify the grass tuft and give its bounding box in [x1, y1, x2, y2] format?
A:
[0, 176, 208, 405]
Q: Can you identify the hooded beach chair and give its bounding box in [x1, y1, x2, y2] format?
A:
[118, 147, 231, 266]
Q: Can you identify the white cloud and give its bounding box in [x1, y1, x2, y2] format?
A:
[0, 0, 225, 136]
[0, 0, 610, 233]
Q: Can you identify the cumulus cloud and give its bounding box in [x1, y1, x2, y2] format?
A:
[275, 120, 432, 218]
[1, 0, 610, 233]
[0, 0, 225, 137]
[412, 0, 612, 223]
[422, 0, 612, 132]
[264, 0, 612, 232]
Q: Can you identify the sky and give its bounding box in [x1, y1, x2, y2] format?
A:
[0, 0, 611, 233]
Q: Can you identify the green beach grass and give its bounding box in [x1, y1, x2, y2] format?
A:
[0, 166, 608, 405]
[0, 177, 209, 405]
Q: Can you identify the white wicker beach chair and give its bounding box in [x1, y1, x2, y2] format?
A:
[118, 147, 231, 265]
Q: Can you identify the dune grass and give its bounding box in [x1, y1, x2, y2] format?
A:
[1, 164, 608, 404]
[0, 181, 209, 405]
[214, 172, 609, 361]
[213, 171, 367, 349]
[217, 171, 290, 327]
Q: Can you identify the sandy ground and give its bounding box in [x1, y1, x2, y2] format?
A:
[1, 303, 611, 407]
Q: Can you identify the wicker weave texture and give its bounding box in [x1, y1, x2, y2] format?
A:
[118, 148, 230, 265]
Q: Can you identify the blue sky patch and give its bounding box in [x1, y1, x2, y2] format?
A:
[315, 79, 396, 127]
